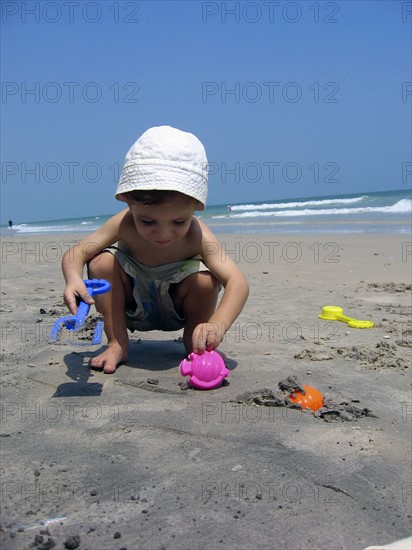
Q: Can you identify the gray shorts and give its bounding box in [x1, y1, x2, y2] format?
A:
[104, 243, 211, 331]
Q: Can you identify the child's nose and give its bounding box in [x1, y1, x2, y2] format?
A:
[154, 225, 171, 237]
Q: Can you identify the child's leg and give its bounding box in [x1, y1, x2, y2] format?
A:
[169, 272, 220, 354]
[87, 252, 134, 373]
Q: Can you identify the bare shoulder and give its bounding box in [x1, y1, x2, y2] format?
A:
[116, 209, 137, 240]
[196, 217, 218, 242]
[197, 218, 246, 282]
[196, 218, 221, 251]
[71, 209, 131, 261]
[94, 208, 134, 245]
[95, 208, 131, 235]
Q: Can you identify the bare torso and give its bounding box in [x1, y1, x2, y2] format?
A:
[116, 209, 205, 267]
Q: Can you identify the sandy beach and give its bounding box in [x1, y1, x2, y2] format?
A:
[1, 232, 411, 550]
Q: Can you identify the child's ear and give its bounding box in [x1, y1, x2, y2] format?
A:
[195, 200, 204, 211]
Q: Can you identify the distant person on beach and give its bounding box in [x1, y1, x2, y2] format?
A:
[8, 220, 13, 228]
[61, 126, 249, 374]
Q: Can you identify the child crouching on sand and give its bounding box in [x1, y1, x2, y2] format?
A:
[61, 126, 249, 373]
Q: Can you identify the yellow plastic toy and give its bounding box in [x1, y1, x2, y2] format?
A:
[319, 306, 374, 329]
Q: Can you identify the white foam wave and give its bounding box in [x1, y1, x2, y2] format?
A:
[12, 224, 100, 234]
[231, 196, 368, 211]
[214, 199, 412, 219]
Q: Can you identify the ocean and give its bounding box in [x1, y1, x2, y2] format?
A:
[3, 189, 411, 236]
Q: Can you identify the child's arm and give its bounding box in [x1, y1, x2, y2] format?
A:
[193, 223, 249, 353]
[62, 210, 127, 314]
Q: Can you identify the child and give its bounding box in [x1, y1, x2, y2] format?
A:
[62, 126, 249, 373]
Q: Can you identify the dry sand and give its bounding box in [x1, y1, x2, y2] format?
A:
[0, 233, 411, 550]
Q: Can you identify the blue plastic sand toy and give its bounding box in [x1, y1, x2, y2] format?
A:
[49, 279, 111, 344]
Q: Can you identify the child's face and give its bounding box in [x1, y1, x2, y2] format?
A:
[128, 194, 197, 248]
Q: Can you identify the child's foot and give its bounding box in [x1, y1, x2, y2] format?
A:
[89, 341, 128, 374]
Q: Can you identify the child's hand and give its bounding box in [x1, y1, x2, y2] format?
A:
[63, 279, 94, 315]
[192, 322, 224, 354]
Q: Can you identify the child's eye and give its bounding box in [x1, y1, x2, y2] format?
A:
[141, 220, 155, 226]
[173, 220, 187, 225]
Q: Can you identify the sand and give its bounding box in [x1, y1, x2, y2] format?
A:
[0, 232, 411, 550]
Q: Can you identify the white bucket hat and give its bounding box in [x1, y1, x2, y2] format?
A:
[115, 126, 208, 210]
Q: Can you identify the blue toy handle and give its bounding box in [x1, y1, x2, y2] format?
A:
[49, 278, 111, 343]
[74, 279, 111, 330]
[84, 278, 111, 297]
[74, 300, 91, 330]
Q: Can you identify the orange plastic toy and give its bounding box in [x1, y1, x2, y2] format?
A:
[289, 385, 324, 411]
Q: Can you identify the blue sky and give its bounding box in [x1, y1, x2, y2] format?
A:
[1, 0, 411, 223]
